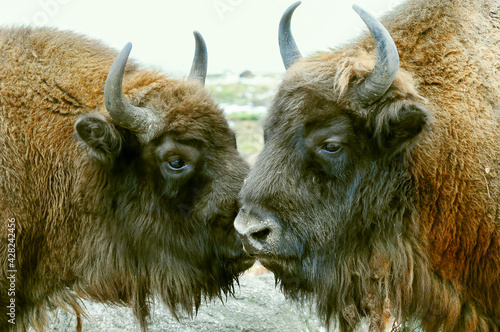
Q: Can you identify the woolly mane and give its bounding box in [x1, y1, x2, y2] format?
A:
[237, 0, 500, 330]
[0, 26, 250, 331]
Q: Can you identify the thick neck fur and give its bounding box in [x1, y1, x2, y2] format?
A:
[270, 152, 429, 330]
[255, 0, 500, 329]
[67, 140, 236, 329]
[0, 26, 247, 331]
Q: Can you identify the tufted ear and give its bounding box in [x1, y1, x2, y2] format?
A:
[74, 113, 122, 166]
[373, 100, 429, 157]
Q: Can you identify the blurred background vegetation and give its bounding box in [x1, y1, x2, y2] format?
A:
[206, 72, 281, 165]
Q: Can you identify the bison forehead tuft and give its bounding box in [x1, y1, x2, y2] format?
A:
[279, 47, 423, 110]
[265, 55, 427, 156]
[120, 72, 233, 147]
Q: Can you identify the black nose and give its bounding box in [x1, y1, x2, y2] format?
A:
[234, 207, 282, 256]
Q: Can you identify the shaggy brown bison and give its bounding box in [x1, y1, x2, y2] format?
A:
[235, 0, 500, 331]
[0, 27, 252, 331]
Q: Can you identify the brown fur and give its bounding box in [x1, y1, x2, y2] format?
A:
[0, 27, 251, 331]
[238, 0, 500, 331]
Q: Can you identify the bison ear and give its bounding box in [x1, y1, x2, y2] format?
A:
[375, 101, 429, 156]
[74, 113, 122, 166]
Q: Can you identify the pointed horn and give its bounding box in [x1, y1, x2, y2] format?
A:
[104, 43, 158, 134]
[353, 5, 399, 104]
[188, 31, 208, 85]
[279, 1, 303, 69]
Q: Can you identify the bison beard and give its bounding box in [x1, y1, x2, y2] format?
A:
[0, 27, 252, 331]
[236, 1, 500, 331]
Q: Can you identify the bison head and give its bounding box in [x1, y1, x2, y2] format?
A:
[73, 33, 253, 322]
[235, 2, 430, 329]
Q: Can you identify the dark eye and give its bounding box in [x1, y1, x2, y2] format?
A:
[168, 159, 187, 170]
[321, 142, 342, 154]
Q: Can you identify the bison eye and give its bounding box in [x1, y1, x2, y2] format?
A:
[168, 159, 187, 170]
[321, 142, 342, 154]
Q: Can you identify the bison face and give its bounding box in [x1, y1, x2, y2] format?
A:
[235, 85, 428, 291]
[235, 3, 430, 316]
[73, 36, 253, 314]
[76, 104, 253, 282]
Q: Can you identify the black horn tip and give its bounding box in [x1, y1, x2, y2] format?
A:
[352, 4, 400, 104]
[188, 30, 208, 85]
[192, 31, 204, 47]
[115, 42, 133, 66]
[352, 5, 378, 28]
[104, 42, 133, 113]
[104, 41, 158, 136]
[279, 1, 303, 70]
[352, 4, 363, 16]
[122, 42, 133, 54]
[280, 1, 302, 31]
[286, 1, 302, 14]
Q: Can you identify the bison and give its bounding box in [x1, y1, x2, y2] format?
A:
[235, 1, 500, 331]
[0, 27, 252, 331]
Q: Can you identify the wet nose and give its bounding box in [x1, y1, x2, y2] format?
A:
[234, 207, 282, 256]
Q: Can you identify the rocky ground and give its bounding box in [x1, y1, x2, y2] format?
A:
[37, 265, 325, 332]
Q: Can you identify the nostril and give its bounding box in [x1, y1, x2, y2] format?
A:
[234, 207, 281, 255]
[251, 227, 271, 241]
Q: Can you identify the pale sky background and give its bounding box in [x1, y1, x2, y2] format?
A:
[0, 0, 406, 76]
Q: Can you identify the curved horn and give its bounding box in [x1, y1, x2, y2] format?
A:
[188, 31, 208, 85]
[353, 5, 399, 104]
[104, 43, 158, 134]
[279, 1, 303, 69]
